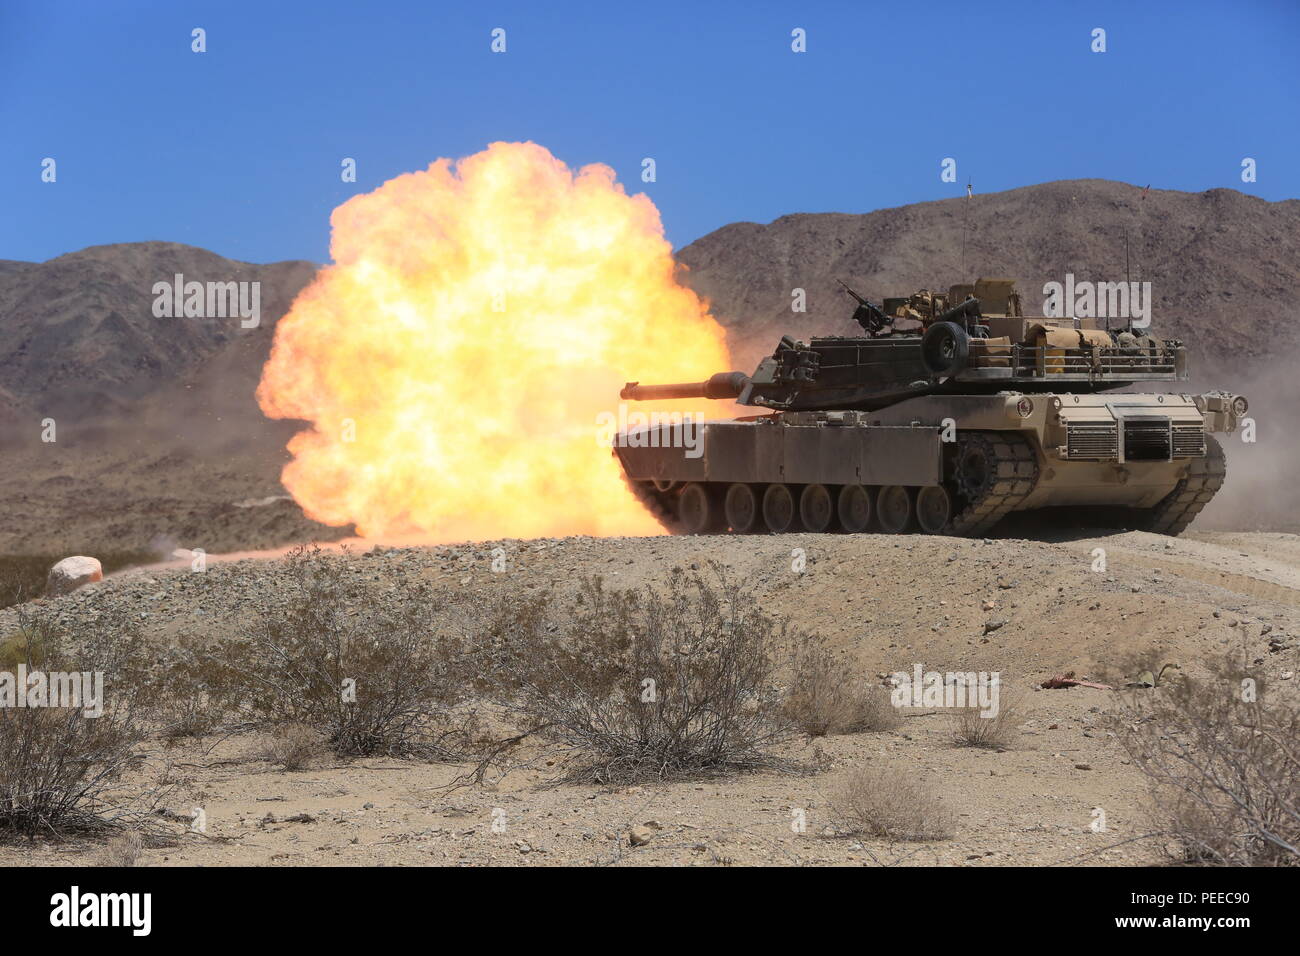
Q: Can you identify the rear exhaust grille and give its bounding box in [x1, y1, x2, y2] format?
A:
[1066, 421, 1118, 460]
[1173, 422, 1207, 458]
[1123, 418, 1172, 461]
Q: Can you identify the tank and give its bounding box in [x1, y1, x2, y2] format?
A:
[614, 278, 1248, 536]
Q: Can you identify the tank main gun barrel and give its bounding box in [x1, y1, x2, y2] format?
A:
[620, 371, 749, 402]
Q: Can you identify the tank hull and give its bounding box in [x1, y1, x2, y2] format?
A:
[615, 391, 1237, 536]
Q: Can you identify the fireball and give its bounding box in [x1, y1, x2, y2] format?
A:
[256, 141, 730, 541]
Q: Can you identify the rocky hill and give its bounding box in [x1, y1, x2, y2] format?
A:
[677, 179, 1300, 376]
[0, 242, 316, 422]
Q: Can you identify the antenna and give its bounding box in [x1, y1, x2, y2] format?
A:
[960, 182, 973, 279]
[1129, 185, 1151, 334]
[1115, 229, 1129, 333]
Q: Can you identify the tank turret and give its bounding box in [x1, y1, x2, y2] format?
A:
[623, 279, 1194, 414]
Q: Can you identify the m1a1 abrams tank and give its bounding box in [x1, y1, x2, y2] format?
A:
[615, 278, 1248, 537]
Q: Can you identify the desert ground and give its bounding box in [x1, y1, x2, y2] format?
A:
[2, 526, 1296, 867]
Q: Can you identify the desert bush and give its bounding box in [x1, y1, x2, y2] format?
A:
[95, 830, 144, 867]
[949, 687, 1021, 749]
[482, 564, 796, 783]
[258, 722, 329, 771]
[147, 637, 248, 741]
[785, 642, 901, 736]
[1110, 653, 1300, 866]
[0, 614, 152, 836]
[831, 766, 955, 841]
[211, 547, 477, 759]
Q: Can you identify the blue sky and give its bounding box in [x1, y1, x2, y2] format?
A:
[2, 0, 1296, 265]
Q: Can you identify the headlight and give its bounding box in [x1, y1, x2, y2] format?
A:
[1232, 395, 1249, 416]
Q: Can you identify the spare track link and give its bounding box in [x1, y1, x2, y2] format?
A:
[948, 432, 1040, 536]
[1141, 434, 1227, 535]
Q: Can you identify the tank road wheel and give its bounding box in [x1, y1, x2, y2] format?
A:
[876, 486, 914, 534]
[724, 483, 761, 533]
[916, 485, 954, 534]
[799, 484, 836, 533]
[678, 482, 724, 534]
[761, 483, 799, 533]
[955, 436, 995, 502]
[837, 485, 874, 533]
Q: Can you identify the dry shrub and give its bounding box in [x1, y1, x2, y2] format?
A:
[149, 637, 249, 741]
[831, 766, 955, 841]
[949, 687, 1021, 749]
[0, 709, 144, 835]
[212, 547, 477, 759]
[785, 642, 901, 736]
[1110, 653, 1300, 866]
[259, 722, 329, 771]
[484, 565, 796, 783]
[0, 614, 152, 836]
[95, 830, 144, 867]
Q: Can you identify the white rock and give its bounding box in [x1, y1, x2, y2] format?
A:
[45, 556, 103, 597]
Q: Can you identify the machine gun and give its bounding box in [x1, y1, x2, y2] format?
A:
[837, 280, 893, 336]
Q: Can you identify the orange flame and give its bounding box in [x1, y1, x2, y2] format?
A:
[256, 142, 731, 541]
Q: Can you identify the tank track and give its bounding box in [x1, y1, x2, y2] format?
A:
[622, 472, 681, 533]
[621, 430, 1040, 538]
[1137, 434, 1227, 535]
[947, 432, 1040, 536]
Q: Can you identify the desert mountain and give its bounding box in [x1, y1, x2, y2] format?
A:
[677, 179, 1300, 375]
[0, 242, 316, 422]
